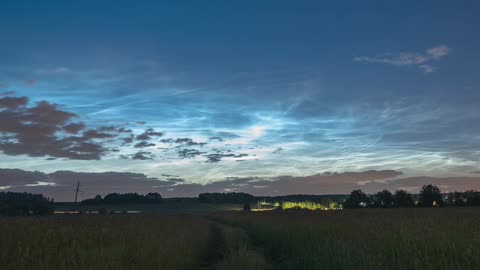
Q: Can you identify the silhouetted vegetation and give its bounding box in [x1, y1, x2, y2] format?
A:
[81, 192, 163, 205]
[343, 189, 370, 208]
[343, 184, 480, 209]
[258, 194, 347, 203]
[0, 192, 54, 216]
[199, 192, 255, 204]
[417, 184, 444, 207]
[371, 190, 395, 208]
[199, 193, 347, 208]
[393, 189, 416, 207]
[446, 190, 480, 207]
[343, 188, 418, 208]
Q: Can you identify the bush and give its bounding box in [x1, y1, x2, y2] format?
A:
[0, 192, 54, 216]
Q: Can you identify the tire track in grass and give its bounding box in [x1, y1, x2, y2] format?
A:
[200, 220, 271, 270]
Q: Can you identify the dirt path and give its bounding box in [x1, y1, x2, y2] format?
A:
[199, 220, 270, 270]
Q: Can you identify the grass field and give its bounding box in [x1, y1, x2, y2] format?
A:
[2, 208, 480, 270]
[214, 208, 480, 270]
[0, 215, 212, 270]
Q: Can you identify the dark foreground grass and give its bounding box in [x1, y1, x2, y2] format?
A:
[215, 208, 480, 270]
[2, 208, 480, 270]
[0, 215, 211, 270]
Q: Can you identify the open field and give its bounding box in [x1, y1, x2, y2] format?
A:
[214, 208, 480, 270]
[2, 208, 480, 270]
[0, 214, 266, 270]
[0, 215, 212, 270]
[54, 201, 243, 214]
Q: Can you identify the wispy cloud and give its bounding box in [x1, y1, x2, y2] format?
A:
[354, 45, 450, 73]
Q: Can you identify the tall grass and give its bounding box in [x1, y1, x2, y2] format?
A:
[3, 208, 480, 270]
[0, 215, 211, 270]
[216, 208, 480, 270]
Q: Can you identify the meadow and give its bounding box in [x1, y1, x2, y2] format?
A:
[214, 208, 480, 270]
[2, 208, 480, 270]
[0, 215, 213, 270]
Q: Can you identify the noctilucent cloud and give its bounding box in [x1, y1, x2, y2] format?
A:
[1, 1, 480, 198]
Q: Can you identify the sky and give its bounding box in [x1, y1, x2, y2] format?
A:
[1, 1, 480, 200]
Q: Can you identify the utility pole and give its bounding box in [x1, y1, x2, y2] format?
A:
[73, 180, 80, 213]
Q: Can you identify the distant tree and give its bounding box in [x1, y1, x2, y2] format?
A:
[198, 192, 255, 204]
[393, 190, 415, 208]
[145, 192, 163, 203]
[446, 192, 466, 207]
[320, 198, 333, 208]
[343, 189, 370, 208]
[418, 184, 443, 207]
[329, 201, 339, 209]
[243, 203, 251, 212]
[466, 191, 480, 206]
[371, 190, 394, 208]
[81, 195, 103, 205]
[0, 192, 54, 216]
[446, 192, 455, 206]
[82, 193, 163, 205]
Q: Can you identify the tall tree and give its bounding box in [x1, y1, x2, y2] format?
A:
[343, 189, 370, 208]
[393, 190, 415, 208]
[418, 184, 443, 207]
[371, 190, 394, 208]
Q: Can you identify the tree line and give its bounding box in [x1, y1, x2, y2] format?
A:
[198, 192, 256, 203]
[198, 192, 347, 204]
[0, 192, 54, 216]
[81, 192, 163, 205]
[344, 184, 480, 208]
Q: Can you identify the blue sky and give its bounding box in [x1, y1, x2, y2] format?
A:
[1, 1, 480, 198]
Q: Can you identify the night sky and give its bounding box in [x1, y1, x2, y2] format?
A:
[1, 1, 480, 200]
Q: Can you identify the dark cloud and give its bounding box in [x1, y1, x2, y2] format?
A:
[117, 127, 132, 133]
[0, 168, 48, 186]
[0, 169, 171, 201]
[209, 136, 224, 142]
[272, 147, 283, 154]
[0, 95, 127, 160]
[0, 96, 28, 109]
[205, 153, 248, 163]
[177, 148, 206, 158]
[98, 126, 131, 134]
[5, 168, 480, 200]
[136, 128, 163, 140]
[131, 151, 155, 160]
[134, 141, 156, 148]
[82, 129, 115, 140]
[122, 134, 135, 145]
[161, 174, 179, 178]
[174, 138, 207, 146]
[358, 176, 480, 194]
[63, 123, 86, 134]
[166, 177, 185, 183]
[162, 170, 405, 196]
